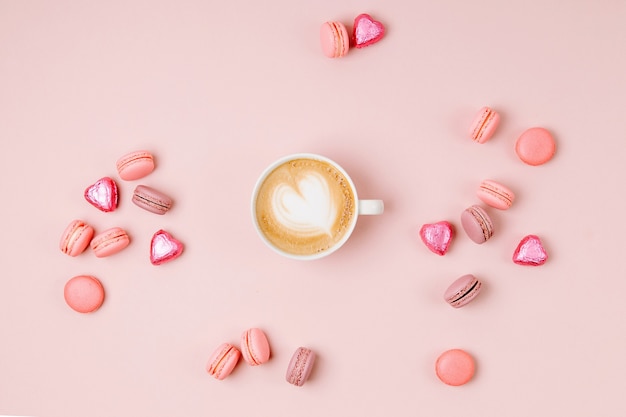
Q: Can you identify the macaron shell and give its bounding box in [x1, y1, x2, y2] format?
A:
[206, 343, 241, 380]
[435, 349, 475, 386]
[241, 328, 271, 366]
[477, 179, 515, 210]
[470, 106, 500, 143]
[90, 227, 130, 257]
[515, 127, 556, 166]
[461, 206, 494, 244]
[116, 150, 155, 181]
[132, 185, 173, 215]
[444, 274, 482, 308]
[286, 347, 316, 386]
[64, 275, 105, 313]
[320, 21, 349, 58]
[59, 220, 94, 256]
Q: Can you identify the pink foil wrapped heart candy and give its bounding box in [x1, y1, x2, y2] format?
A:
[353, 13, 385, 48]
[84, 177, 118, 212]
[419, 221, 454, 256]
[150, 229, 183, 265]
[513, 235, 548, 266]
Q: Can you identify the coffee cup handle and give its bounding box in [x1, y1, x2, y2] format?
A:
[358, 200, 384, 215]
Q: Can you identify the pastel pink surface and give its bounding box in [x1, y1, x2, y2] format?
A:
[461, 206, 494, 244]
[353, 14, 385, 48]
[63, 275, 105, 313]
[150, 229, 183, 265]
[469, 106, 500, 143]
[320, 21, 349, 58]
[515, 127, 556, 165]
[513, 235, 548, 266]
[90, 227, 130, 257]
[444, 274, 482, 308]
[477, 179, 515, 210]
[132, 184, 173, 215]
[206, 343, 241, 380]
[240, 328, 271, 366]
[2, 2, 625, 416]
[116, 150, 155, 181]
[435, 349, 475, 386]
[84, 177, 118, 212]
[59, 219, 94, 256]
[286, 347, 316, 387]
[419, 221, 454, 255]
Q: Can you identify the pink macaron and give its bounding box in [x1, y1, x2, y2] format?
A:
[515, 127, 556, 166]
[461, 205, 494, 244]
[59, 219, 95, 256]
[476, 179, 515, 210]
[90, 227, 130, 257]
[240, 328, 271, 366]
[286, 347, 316, 387]
[469, 106, 500, 144]
[320, 21, 349, 58]
[206, 343, 241, 380]
[64, 275, 105, 313]
[444, 274, 482, 308]
[132, 185, 173, 215]
[116, 150, 155, 181]
[435, 349, 475, 386]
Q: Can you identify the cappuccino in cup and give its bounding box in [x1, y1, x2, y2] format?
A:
[252, 154, 383, 259]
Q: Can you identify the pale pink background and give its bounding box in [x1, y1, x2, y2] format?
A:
[1, 1, 625, 416]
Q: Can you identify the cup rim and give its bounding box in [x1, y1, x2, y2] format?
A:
[251, 153, 359, 260]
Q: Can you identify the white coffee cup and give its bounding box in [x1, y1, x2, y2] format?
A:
[251, 153, 384, 260]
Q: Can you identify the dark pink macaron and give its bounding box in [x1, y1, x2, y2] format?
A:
[461, 205, 494, 244]
[286, 347, 316, 387]
[132, 185, 173, 215]
[444, 274, 482, 308]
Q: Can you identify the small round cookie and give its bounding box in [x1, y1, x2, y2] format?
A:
[64, 275, 105, 313]
[435, 349, 475, 386]
[286, 347, 316, 386]
[477, 179, 515, 210]
[515, 127, 556, 165]
[116, 150, 155, 181]
[320, 21, 349, 58]
[461, 205, 494, 244]
[469, 106, 500, 144]
[444, 274, 482, 308]
[59, 220, 94, 257]
[206, 343, 241, 380]
[240, 328, 271, 366]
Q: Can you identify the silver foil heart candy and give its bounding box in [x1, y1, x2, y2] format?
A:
[513, 235, 548, 266]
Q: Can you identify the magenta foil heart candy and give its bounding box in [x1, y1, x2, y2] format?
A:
[150, 229, 183, 265]
[84, 177, 118, 212]
[513, 235, 548, 266]
[419, 221, 454, 256]
[353, 13, 385, 48]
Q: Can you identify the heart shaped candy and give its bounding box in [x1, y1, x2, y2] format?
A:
[419, 221, 454, 256]
[513, 235, 548, 266]
[84, 177, 118, 212]
[150, 229, 183, 265]
[353, 13, 385, 48]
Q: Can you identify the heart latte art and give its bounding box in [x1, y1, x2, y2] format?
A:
[255, 158, 356, 256]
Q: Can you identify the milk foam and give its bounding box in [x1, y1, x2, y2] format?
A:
[272, 172, 336, 236]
